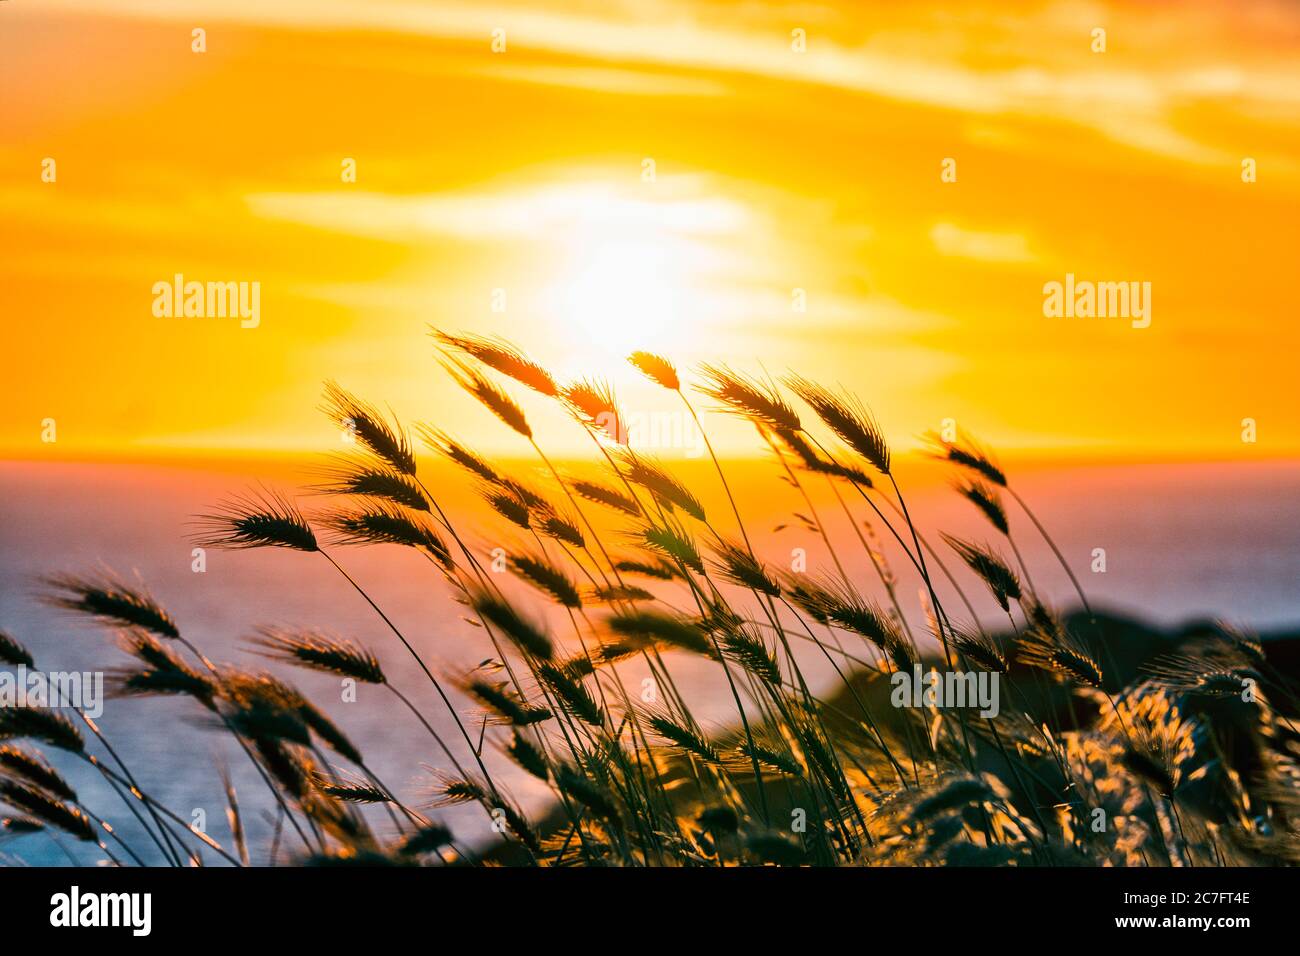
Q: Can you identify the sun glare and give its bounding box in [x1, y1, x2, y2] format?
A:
[528, 181, 748, 360]
[557, 235, 692, 356]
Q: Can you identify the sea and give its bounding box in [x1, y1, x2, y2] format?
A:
[2, 455, 1298, 865]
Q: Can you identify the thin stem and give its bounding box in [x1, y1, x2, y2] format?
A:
[318, 549, 502, 797]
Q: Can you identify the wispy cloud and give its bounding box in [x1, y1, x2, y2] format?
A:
[39, 0, 1300, 165]
[930, 222, 1034, 264]
[246, 178, 753, 242]
[478, 64, 730, 98]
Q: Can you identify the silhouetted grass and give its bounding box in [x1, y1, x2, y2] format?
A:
[3, 335, 1298, 868]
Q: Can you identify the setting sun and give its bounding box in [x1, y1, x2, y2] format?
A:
[5, 0, 1299, 459]
[545, 188, 730, 358]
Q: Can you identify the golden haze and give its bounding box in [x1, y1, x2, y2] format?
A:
[2, 0, 1298, 460]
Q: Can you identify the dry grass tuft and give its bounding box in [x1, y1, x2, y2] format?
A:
[42, 571, 180, 641]
[251, 627, 386, 685]
[432, 328, 559, 397]
[696, 364, 801, 433]
[194, 489, 319, 552]
[0, 630, 35, 669]
[785, 374, 890, 475]
[322, 381, 417, 476]
[443, 358, 533, 439]
[941, 535, 1022, 611]
[627, 351, 680, 391]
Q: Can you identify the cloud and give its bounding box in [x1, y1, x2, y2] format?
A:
[930, 222, 1034, 264]
[477, 64, 730, 97]
[246, 178, 753, 242]
[38, 0, 1300, 165]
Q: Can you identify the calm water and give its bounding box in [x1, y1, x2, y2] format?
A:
[2, 456, 1299, 865]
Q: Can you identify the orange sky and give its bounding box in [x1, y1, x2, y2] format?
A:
[3, 0, 1298, 460]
